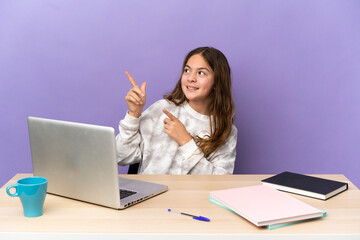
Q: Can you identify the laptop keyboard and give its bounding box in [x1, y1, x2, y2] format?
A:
[120, 189, 137, 199]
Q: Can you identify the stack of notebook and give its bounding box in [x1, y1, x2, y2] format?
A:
[209, 172, 350, 229]
[209, 184, 326, 230]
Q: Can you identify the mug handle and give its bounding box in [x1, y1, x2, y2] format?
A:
[6, 184, 19, 197]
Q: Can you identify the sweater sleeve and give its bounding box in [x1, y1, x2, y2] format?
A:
[116, 112, 143, 166]
[178, 125, 237, 174]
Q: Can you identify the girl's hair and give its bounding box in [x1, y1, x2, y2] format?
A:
[165, 47, 235, 158]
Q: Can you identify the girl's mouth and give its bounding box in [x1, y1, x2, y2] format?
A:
[187, 86, 199, 91]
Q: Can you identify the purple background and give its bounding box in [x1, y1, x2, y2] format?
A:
[1, 0, 359, 188]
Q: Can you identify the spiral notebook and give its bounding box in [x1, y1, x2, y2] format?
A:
[209, 185, 326, 229]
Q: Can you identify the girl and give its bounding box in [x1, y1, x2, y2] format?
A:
[116, 47, 237, 174]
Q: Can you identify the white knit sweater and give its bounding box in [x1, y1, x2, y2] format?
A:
[116, 99, 237, 174]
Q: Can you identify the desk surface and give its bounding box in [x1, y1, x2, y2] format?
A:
[1, 174, 360, 239]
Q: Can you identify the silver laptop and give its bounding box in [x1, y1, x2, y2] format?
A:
[27, 116, 168, 209]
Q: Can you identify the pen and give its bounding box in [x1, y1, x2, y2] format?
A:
[168, 209, 210, 222]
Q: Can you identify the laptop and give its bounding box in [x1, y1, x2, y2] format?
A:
[27, 116, 168, 209]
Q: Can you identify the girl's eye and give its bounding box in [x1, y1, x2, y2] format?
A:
[184, 68, 190, 73]
[199, 71, 205, 76]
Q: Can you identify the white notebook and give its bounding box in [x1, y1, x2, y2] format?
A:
[210, 185, 326, 229]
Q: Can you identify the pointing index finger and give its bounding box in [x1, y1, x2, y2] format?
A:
[126, 71, 139, 88]
[163, 109, 177, 121]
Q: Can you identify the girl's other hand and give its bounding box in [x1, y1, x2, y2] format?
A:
[163, 109, 192, 146]
[125, 72, 147, 118]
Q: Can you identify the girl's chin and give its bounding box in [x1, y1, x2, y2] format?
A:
[184, 93, 197, 100]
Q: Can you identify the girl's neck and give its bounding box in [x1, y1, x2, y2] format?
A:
[188, 100, 209, 115]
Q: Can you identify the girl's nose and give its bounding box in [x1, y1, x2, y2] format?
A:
[188, 72, 197, 82]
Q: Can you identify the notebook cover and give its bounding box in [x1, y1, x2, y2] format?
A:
[209, 196, 326, 230]
[209, 185, 324, 227]
[261, 171, 348, 198]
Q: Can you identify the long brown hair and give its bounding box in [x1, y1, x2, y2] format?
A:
[165, 47, 235, 158]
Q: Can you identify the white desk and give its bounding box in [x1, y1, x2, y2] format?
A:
[1, 174, 359, 240]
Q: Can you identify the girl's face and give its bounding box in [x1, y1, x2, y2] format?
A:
[181, 54, 215, 112]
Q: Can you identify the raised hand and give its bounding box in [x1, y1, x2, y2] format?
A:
[124, 72, 147, 118]
[163, 109, 192, 146]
